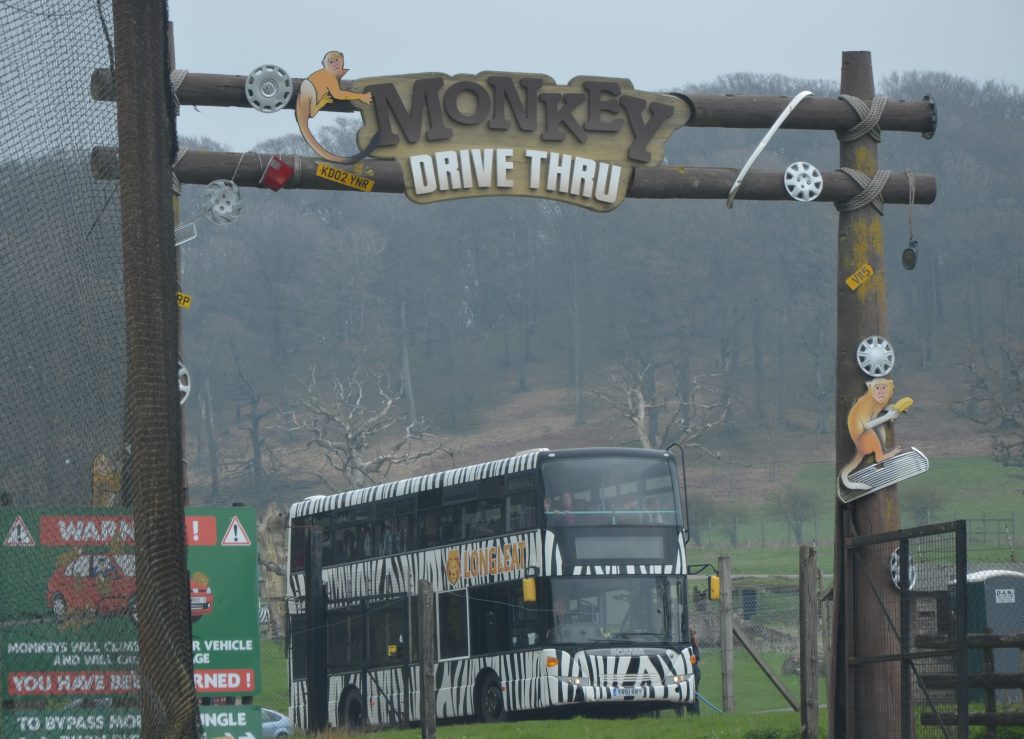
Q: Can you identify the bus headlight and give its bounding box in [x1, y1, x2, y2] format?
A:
[672, 675, 684, 684]
[560, 675, 591, 687]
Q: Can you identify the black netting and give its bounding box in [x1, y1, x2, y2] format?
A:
[1, 2, 198, 736]
[0, 1, 124, 505]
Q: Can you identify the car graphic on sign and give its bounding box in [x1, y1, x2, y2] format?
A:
[190, 571, 214, 622]
[47, 552, 137, 625]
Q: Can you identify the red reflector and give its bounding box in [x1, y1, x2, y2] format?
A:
[259, 156, 294, 191]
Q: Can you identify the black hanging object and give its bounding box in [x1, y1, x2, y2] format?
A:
[902, 240, 918, 270]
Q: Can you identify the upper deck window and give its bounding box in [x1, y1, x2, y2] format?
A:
[541, 455, 680, 527]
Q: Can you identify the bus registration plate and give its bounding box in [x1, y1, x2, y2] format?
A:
[611, 686, 642, 698]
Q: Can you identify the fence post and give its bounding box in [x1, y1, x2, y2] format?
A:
[818, 567, 831, 714]
[800, 545, 819, 738]
[418, 580, 437, 739]
[719, 555, 735, 713]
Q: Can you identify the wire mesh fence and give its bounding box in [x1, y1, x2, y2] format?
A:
[0, 1, 200, 735]
[690, 527, 1024, 736]
[0, 0, 130, 726]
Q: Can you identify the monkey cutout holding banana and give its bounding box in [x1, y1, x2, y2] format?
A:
[295, 51, 378, 164]
[840, 378, 914, 491]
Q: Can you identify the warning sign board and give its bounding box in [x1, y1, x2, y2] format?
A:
[0, 507, 260, 699]
[220, 515, 251, 546]
[4, 515, 35, 546]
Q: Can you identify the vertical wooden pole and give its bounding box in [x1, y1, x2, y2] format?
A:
[818, 567, 831, 714]
[800, 545, 819, 739]
[719, 555, 735, 713]
[830, 50, 902, 738]
[112, 1, 198, 735]
[419, 580, 437, 739]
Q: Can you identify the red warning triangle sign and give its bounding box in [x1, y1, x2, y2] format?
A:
[220, 515, 252, 546]
[4, 516, 36, 547]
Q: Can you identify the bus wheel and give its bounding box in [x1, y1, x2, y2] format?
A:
[476, 672, 506, 723]
[342, 689, 365, 730]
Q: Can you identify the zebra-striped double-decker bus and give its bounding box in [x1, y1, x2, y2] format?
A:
[286, 447, 697, 730]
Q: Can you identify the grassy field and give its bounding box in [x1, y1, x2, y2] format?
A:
[688, 456, 1023, 576]
[260, 638, 290, 712]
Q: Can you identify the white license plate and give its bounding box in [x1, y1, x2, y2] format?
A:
[611, 686, 643, 698]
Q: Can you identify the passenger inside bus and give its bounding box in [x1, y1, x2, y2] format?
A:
[547, 491, 576, 524]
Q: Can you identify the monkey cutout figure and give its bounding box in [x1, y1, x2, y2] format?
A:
[295, 51, 377, 163]
[840, 378, 914, 491]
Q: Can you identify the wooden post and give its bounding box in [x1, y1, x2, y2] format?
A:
[818, 571, 831, 715]
[111, 1, 198, 736]
[800, 545, 819, 738]
[418, 580, 437, 739]
[830, 50, 903, 738]
[719, 555, 735, 713]
[983, 637, 997, 739]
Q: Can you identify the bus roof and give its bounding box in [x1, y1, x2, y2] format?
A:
[288, 446, 672, 520]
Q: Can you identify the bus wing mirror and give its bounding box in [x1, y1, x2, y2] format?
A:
[708, 575, 720, 601]
[522, 576, 537, 603]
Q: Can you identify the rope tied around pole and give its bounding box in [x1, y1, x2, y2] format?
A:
[836, 94, 887, 143]
[170, 146, 188, 196]
[834, 167, 891, 215]
[169, 69, 188, 117]
[906, 170, 916, 239]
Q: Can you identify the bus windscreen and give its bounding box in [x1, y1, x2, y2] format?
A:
[541, 456, 680, 526]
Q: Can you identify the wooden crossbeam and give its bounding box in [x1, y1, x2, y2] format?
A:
[90, 69, 938, 135]
[921, 712, 1024, 727]
[917, 633, 1024, 650]
[920, 673, 1024, 690]
[90, 146, 936, 203]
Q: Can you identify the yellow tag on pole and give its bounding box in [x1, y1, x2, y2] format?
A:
[315, 162, 375, 192]
[177, 292, 192, 309]
[844, 263, 874, 290]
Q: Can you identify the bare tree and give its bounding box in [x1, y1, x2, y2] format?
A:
[771, 483, 823, 545]
[952, 342, 1024, 470]
[284, 365, 454, 491]
[231, 366, 278, 495]
[594, 350, 731, 451]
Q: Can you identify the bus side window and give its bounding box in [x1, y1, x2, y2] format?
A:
[438, 590, 469, 659]
[438, 505, 460, 544]
[327, 606, 364, 672]
[368, 599, 408, 667]
[470, 583, 511, 656]
[507, 474, 538, 531]
[290, 525, 307, 570]
[321, 526, 335, 566]
[418, 510, 440, 548]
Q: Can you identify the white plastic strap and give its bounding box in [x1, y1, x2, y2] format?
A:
[727, 90, 814, 209]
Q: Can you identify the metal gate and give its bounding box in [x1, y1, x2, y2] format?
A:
[845, 520, 968, 738]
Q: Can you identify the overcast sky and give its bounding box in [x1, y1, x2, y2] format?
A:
[169, 0, 1023, 151]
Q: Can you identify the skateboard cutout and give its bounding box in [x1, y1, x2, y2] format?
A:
[837, 446, 929, 503]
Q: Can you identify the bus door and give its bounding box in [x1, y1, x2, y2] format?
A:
[366, 595, 413, 725]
